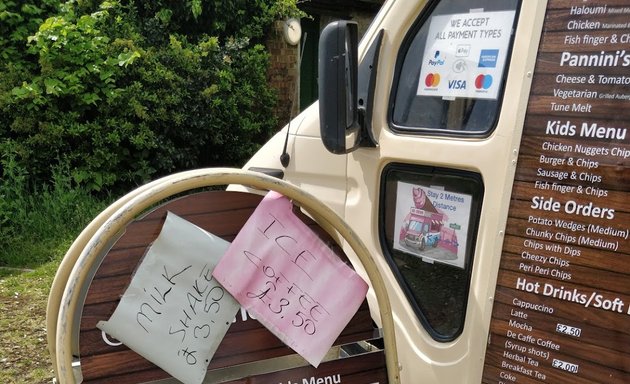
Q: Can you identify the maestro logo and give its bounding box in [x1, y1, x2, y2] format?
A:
[475, 74, 493, 90]
[424, 73, 441, 88]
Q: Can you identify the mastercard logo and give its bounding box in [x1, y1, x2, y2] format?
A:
[424, 73, 441, 87]
[475, 74, 493, 90]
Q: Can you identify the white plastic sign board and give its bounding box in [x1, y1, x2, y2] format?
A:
[97, 212, 240, 384]
[417, 10, 516, 100]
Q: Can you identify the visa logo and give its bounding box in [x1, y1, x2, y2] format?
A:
[448, 80, 466, 89]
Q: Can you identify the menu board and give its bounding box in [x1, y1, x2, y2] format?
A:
[482, 1, 629, 383]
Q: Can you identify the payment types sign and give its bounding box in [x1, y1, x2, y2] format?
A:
[417, 10, 515, 100]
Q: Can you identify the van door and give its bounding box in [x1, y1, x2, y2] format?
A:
[336, 0, 548, 383]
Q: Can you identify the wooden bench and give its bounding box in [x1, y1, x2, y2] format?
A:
[75, 190, 386, 383]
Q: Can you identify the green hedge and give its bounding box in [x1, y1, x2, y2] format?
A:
[0, 0, 300, 193]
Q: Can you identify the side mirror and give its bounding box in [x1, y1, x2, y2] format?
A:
[318, 21, 359, 154]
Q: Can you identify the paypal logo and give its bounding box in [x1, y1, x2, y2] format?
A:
[428, 50, 445, 66]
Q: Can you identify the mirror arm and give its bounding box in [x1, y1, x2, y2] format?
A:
[357, 106, 370, 147]
[357, 29, 384, 148]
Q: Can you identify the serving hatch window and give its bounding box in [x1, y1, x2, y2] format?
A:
[390, 0, 520, 135]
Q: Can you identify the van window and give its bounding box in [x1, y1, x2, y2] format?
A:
[390, 0, 520, 135]
[379, 164, 483, 340]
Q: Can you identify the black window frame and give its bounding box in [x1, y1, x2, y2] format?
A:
[378, 163, 484, 341]
[388, 0, 522, 137]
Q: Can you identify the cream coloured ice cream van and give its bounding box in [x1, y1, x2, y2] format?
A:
[241, 0, 630, 383]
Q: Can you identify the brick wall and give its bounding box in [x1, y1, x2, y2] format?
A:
[266, 6, 381, 130]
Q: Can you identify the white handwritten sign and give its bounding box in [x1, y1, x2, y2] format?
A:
[212, 191, 368, 367]
[97, 212, 240, 384]
[417, 10, 515, 99]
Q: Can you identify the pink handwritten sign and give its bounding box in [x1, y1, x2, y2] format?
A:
[212, 191, 368, 367]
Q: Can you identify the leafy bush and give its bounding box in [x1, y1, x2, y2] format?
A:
[0, 0, 61, 137]
[0, 0, 300, 193]
[4, 3, 144, 191]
